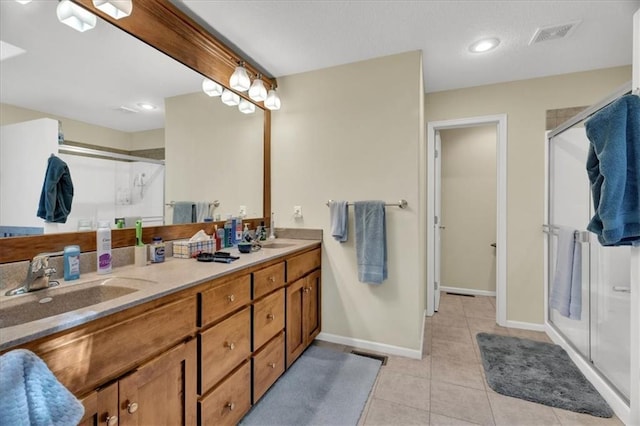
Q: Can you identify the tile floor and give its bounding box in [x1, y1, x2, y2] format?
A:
[315, 293, 624, 426]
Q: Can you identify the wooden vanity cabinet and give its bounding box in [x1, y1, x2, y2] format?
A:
[285, 249, 322, 368]
[78, 339, 196, 426]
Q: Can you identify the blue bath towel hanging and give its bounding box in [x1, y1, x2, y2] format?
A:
[329, 200, 349, 242]
[0, 349, 84, 426]
[36, 155, 74, 223]
[585, 94, 640, 246]
[354, 201, 387, 284]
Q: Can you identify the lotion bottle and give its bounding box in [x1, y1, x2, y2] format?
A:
[63, 245, 80, 281]
[96, 220, 112, 274]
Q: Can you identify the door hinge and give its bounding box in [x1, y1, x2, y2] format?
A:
[435, 215, 439, 225]
[435, 281, 439, 290]
[435, 149, 439, 158]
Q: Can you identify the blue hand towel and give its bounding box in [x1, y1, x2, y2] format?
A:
[36, 155, 74, 224]
[329, 200, 349, 242]
[0, 349, 84, 426]
[173, 201, 196, 224]
[549, 227, 582, 320]
[354, 201, 387, 284]
[585, 94, 640, 246]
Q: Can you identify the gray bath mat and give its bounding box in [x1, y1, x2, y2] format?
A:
[476, 333, 613, 418]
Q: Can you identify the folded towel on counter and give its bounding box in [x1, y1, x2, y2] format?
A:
[585, 94, 640, 246]
[36, 155, 74, 223]
[195, 201, 211, 222]
[173, 201, 196, 224]
[0, 349, 84, 426]
[354, 201, 387, 284]
[329, 200, 349, 242]
[549, 227, 582, 320]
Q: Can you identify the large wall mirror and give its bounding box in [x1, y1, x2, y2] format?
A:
[0, 0, 271, 263]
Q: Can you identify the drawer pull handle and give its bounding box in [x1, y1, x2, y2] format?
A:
[303, 287, 311, 293]
[267, 313, 275, 321]
[268, 362, 276, 369]
[227, 294, 235, 302]
[225, 341, 236, 350]
[127, 402, 138, 414]
[226, 402, 235, 411]
[268, 276, 276, 283]
[105, 415, 118, 426]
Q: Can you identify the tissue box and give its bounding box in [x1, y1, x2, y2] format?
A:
[173, 238, 214, 258]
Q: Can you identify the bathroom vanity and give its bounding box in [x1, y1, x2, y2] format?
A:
[0, 239, 321, 426]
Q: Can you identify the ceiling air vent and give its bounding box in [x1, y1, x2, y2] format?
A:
[529, 20, 581, 45]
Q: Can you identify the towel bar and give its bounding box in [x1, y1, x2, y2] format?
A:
[326, 199, 408, 208]
[166, 200, 220, 208]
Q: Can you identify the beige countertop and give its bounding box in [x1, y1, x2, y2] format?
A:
[0, 238, 320, 351]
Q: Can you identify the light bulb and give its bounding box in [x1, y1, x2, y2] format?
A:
[221, 89, 240, 106]
[248, 79, 267, 102]
[202, 78, 223, 97]
[264, 89, 281, 111]
[229, 65, 250, 92]
[57, 0, 97, 32]
[92, 0, 132, 19]
[238, 99, 256, 114]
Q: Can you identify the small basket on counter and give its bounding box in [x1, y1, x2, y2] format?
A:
[173, 238, 215, 258]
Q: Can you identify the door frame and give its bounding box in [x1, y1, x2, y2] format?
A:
[426, 114, 508, 327]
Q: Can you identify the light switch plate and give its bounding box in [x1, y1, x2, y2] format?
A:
[293, 205, 302, 218]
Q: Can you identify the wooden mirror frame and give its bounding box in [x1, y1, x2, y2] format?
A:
[0, 0, 273, 264]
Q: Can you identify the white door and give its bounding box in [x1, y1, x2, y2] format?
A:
[434, 131, 442, 311]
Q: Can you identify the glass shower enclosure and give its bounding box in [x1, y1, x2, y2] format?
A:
[546, 86, 632, 403]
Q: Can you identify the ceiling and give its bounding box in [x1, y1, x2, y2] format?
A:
[175, 0, 639, 93]
[0, 1, 637, 134]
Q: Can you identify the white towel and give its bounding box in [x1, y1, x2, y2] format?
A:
[329, 201, 349, 242]
[549, 227, 582, 320]
[195, 202, 211, 222]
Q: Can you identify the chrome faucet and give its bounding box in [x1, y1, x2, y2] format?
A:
[5, 251, 63, 296]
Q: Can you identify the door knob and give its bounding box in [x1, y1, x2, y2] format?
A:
[490, 243, 496, 248]
[268, 362, 276, 369]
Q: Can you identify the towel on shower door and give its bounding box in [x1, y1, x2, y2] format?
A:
[585, 94, 640, 246]
[329, 200, 349, 242]
[549, 227, 582, 320]
[173, 201, 196, 224]
[354, 201, 387, 284]
[0, 349, 84, 426]
[36, 155, 74, 223]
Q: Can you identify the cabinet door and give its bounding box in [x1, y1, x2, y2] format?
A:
[303, 269, 321, 343]
[118, 339, 197, 426]
[78, 382, 118, 426]
[285, 278, 305, 369]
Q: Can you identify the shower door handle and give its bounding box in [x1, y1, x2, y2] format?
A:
[612, 286, 631, 293]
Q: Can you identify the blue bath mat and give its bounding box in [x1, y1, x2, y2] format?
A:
[476, 333, 613, 418]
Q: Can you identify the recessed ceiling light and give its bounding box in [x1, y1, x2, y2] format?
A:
[137, 102, 157, 111]
[469, 38, 500, 53]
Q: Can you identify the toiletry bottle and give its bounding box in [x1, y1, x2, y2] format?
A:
[216, 225, 225, 250]
[96, 220, 112, 274]
[63, 245, 80, 281]
[224, 216, 233, 248]
[235, 218, 243, 244]
[242, 223, 250, 242]
[150, 237, 165, 263]
[259, 221, 267, 240]
[230, 217, 238, 246]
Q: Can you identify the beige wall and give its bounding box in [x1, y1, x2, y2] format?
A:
[440, 126, 497, 293]
[0, 103, 132, 150]
[272, 51, 426, 352]
[131, 128, 164, 150]
[165, 91, 264, 222]
[426, 65, 632, 324]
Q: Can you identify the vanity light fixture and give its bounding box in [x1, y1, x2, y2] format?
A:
[468, 37, 500, 53]
[57, 0, 97, 33]
[229, 62, 251, 93]
[238, 99, 256, 114]
[202, 78, 223, 97]
[248, 76, 267, 102]
[221, 89, 240, 106]
[92, 0, 132, 20]
[137, 102, 157, 111]
[264, 86, 281, 111]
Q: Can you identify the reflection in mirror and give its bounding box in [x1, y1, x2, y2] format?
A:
[0, 1, 264, 238]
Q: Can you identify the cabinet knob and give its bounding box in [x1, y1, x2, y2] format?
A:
[225, 341, 235, 350]
[127, 402, 138, 414]
[227, 294, 235, 302]
[268, 276, 276, 283]
[267, 313, 275, 321]
[268, 362, 276, 369]
[226, 402, 235, 411]
[303, 287, 310, 293]
[105, 414, 118, 426]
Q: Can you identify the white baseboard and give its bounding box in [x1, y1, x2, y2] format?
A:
[441, 286, 496, 297]
[420, 310, 427, 356]
[546, 323, 630, 425]
[316, 332, 422, 360]
[504, 320, 546, 332]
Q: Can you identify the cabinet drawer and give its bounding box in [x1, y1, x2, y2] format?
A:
[199, 307, 251, 395]
[253, 262, 285, 299]
[287, 248, 321, 283]
[200, 275, 251, 327]
[252, 332, 285, 403]
[253, 288, 285, 350]
[198, 361, 251, 426]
